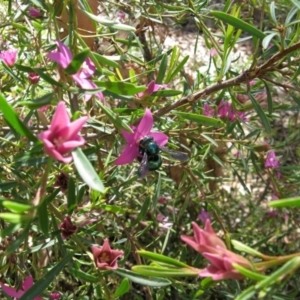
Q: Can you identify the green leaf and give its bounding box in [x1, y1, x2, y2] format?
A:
[269, 1, 277, 24]
[20, 254, 73, 300]
[97, 81, 146, 96]
[255, 257, 300, 290]
[173, 111, 225, 127]
[137, 250, 190, 268]
[291, 0, 300, 10]
[1, 200, 32, 213]
[231, 240, 265, 257]
[132, 265, 198, 277]
[98, 101, 132, 133]
[114, 278, 130, 298]
[233, 264, 267, 281]
[93, 52, 120, 68]
[38, 200, 49, 236]
[81, 11, 135, 31]
[0, 213, 31, 224]
[67, 176, 76, 214]
[211, 11, 266, 39]
[64, 48, 90, 75]
[12, 22, 31, 33]
[7, 225, 31, 254]
[269, 196, 300, 208]
[132, 196, 151, 227]
[72, 148, 105, 193]
[0, 93, 38, 142]
[262, 32, 278, 49]
[115, 268, 171, 287]
[248, 93, 271, 135]
[18, 93, 54, 109]
[157, 53, 168, 83]
[33, 68, 63, 87]
[69, 268, 99, 283]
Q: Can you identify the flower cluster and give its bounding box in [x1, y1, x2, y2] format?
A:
[47, 41, 103, 102]
[181, 220, 251, 280]
[203, 100, 248, 122]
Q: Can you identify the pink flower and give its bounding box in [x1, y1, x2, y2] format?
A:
[217, 100, 232, 119]
[181, 220, 251, 280]
[197, 209, 210, 224]
[114, 108, 168, 165]
[28, 72, 40, 84]
[137, 80, 168, 98]
[200, 245, 252, 280]
[209, 48, 218, 57]
[59, 216, 77, 239]
[50, 292, 61, 299]
[28, 7, 42, 18]
[181, 221, 226, 254]
[203, 103, 215, 117]
[47, 41, 103, 102]
[0, 49, 18, 67]
[265, 151, 280, 168]
[91, 238, 124, 270]
[0, 276, 42, 300]
[157, 215, 173, 230]
[37, 101, 88, 163]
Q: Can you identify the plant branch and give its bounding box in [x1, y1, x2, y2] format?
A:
[155, 41, 300, 117]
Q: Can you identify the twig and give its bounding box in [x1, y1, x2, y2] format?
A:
[155, 41, 300, 117]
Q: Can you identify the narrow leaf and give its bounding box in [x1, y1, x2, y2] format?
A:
[0, 93, 38, 142]
[269, 196, 300, 208]
[114, 278, 130, 297]
[64, 48, 90, 75]
[211, 11, 266, 39]
[20, 254, 73, 300]
[248, 93, 271, 134]
[72, 148, 105, 193]
[137, 250, 190, 268]
[115, 268, 171, 287]
[173, 111, 225, 127]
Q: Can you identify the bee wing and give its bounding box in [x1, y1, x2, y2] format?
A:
[160, 147, 189, 161]
[137, 152, 149, 179]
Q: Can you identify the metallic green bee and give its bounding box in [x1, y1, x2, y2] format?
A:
[137, 136, 189, 178]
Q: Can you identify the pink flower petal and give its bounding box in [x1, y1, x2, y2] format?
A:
[114, 144, 139, 165]
[47, 41, 72, 68]
[149, 132, 168, 147]
[50, 102, 70, 131]
[22, 276, 34, 290]
[135, 108, 153, 140]
[121, 128, 135, 144]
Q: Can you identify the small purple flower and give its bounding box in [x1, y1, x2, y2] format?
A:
[265, 151, 280, 168]
[217, 100, 232, 119]
[137, 80, 168, 98]
[203, 103, 215, 117]
[114, 108, 168, 165]
[197, 209, 211, 224]
[28, 7, 42, 18]
[47, 41, 103, 102]
[0, 276, 42, 300]
[37, 101, 88, 163]
[0, 49, 18, 67]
